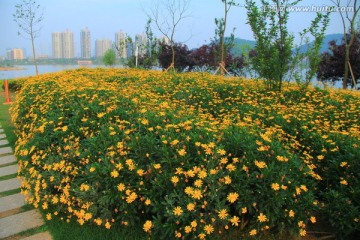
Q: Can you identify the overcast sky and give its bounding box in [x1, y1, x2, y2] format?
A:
[0, 0, 349, 58]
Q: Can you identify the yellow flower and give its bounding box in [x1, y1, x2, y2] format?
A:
[204, 224, 214, 235]
[218, 209, 228, 220]
[255, 160, 267, 169]
[271, 183, 280, 191]
[117, 183, 125, 192]
[97, 112, 106, 118]
[198, 170, 207, 179]
[257, 213, 268, 222]
[242, 207, 247, 214]
[153, 163, 161, 169]
[173, 206, 183, 216]
[276, 156, 289, 162]
[145, 199, 151, 205]
[110, 169, 119, 178]
[310, 216, 316, 223]
[80, 183, 90, 191]
[184, 225, 192, 233]
[94, 218, 102, 226]
[227, 192, 239, 203]
[177, 148, 187, 156]
[194, 179, 203, 187]
[217, 149, 226, 155]
[46, 213, 52, 220]
[62, 126, 68, 132]
[187, 203, 195, 211]
[192, 189, 203, 200]
[191, 220, 197, 228]
[171, 176, 179, 185]
[143, 220, 153, 232]
[299, 229, 307, 236]
[170, 139, 179, 146]
[105, 221, 111, 229]
[230, 216, 240, 226]
[249, 229, 257, 236]
[223, 176, 232, 185]
[198, 233, 206, 239]
[226, 164, 236, 172]
[289, 210, 295, 217]
[126, 192, 138, 203]
[89, 167, 95, 172]
[340, 179, 348, 185]
[340, 162, 348, 167]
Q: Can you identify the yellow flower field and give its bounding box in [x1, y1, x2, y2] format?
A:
[10, 68, 360, 239]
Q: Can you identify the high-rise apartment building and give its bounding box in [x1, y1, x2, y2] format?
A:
[115, 31, 127, 59]
[135, 33, 147, 57]
[52, 29, 75, 59]
[52, 32, 62, 58]
[95, 39, 112, 58]
[7, 48, 24, 60]
[81, 27, 91, 59]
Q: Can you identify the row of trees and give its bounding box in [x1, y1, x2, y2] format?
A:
[13, 0, 360, 90]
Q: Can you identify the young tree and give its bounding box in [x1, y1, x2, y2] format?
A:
[102, 49, 116, 67]
[331, 0, 360, 89]
[13, 0, 43, 75]
[146, 0, 191, 70]
[215, 0, 238, 75]
[245, 0, 329, 91]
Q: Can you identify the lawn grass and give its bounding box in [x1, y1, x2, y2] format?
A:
[0, 90, 17, 147]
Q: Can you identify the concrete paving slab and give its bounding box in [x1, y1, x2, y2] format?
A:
[0, 193, 25, 213]
[22, 231, 53, 240]
[0, 209, 44, 239]
[0, 139, 9, 146]
[0, 155, 16, 165]
[0, 146, 12, 155]
[0, 133, 6, 139]
[0, 178, 22, 192]
[0, 164, 18, 177]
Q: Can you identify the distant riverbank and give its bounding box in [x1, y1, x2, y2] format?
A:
[0, 67, 25, 71]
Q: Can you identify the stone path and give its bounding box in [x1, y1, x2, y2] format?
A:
[0, 124, 52, 240]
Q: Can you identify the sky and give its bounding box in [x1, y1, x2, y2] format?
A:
[0, 0, 349, 58]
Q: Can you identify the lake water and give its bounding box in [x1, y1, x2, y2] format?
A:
[0, 65, 109, 80]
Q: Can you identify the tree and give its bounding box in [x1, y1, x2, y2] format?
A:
[190, 42, 246, 75]
[146, 0, 191, 70]
[317, 32, 360, 88]
[158, 42, 192, 72]
[102, 49, 116, 67]
[13, 0, 43, 75]
[245, 0, 329, 91]
[331, 0, 360, 89]
[215, 0, 238, 75]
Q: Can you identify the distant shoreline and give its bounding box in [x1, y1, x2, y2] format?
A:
[0, 67, 26, 71]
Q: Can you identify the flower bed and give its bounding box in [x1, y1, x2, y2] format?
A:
[11, 68, 360, 239]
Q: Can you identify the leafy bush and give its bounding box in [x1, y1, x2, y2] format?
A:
[11, 68, 360, 239]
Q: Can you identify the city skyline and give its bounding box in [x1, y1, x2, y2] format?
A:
[0, 0, 347, 58]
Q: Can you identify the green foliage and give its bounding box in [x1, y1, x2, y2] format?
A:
[102, 49, 116, 66]
[291, 12, 330, 90]
[245, 0, 329, 91]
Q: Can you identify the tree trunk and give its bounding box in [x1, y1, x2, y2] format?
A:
[171, 43, 175, 70]
[31, 35, 39, 75]
[343, 44, 350, 89]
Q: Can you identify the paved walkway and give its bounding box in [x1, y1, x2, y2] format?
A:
[0, 125, 52, 240]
